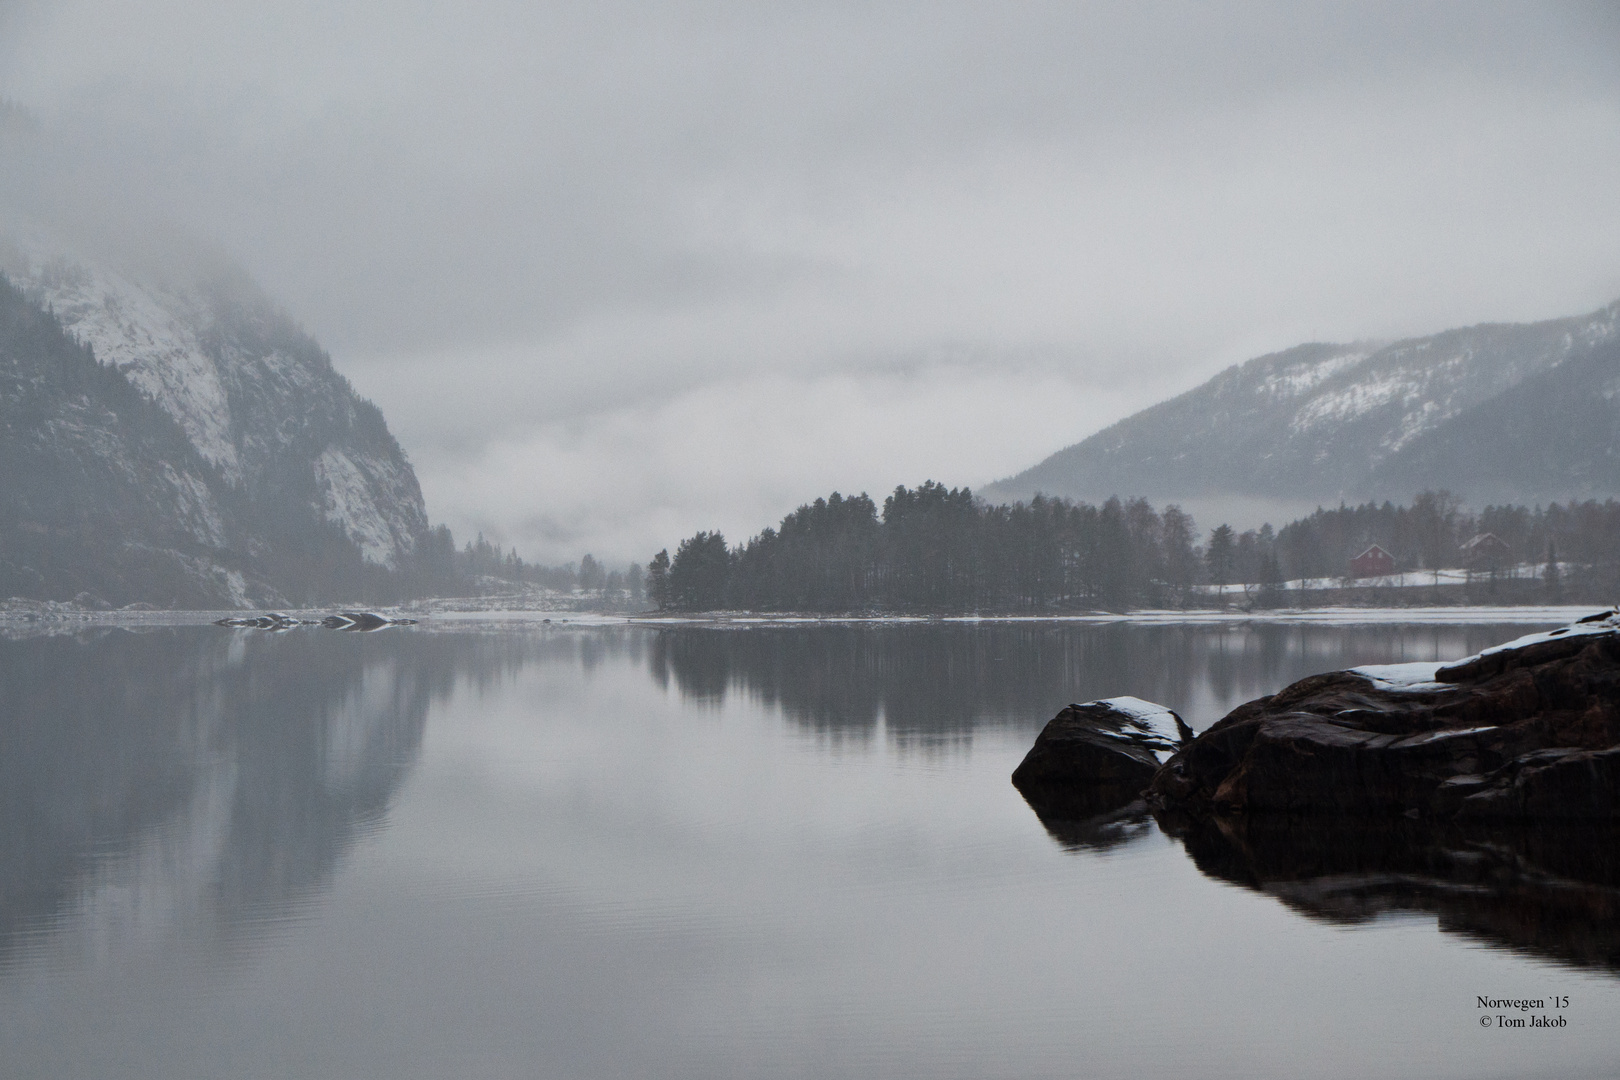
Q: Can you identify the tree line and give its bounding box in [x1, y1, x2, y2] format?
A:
[647, 483, 1201, 612]
[646, 485, 1620, 613]
[1245, 491, 1620, 584]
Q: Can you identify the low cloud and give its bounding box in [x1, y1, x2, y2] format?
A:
[406, 364, 1140, 565]
[3, 2, 1619, 562]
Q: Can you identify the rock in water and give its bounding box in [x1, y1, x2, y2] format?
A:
[1149, 612, 1620, 821]
[1012, 697, 1191, 821]
[215, 613, 302, 630]
[321, 611, 416, 631]
[218, 611, 417, 631]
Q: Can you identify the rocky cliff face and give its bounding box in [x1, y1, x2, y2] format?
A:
[0, 235, 438, 607]
[985, 301, 1620, 508]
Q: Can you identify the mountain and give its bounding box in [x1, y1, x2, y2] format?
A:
[0, 236, 444, 607]
[983, 301, 1620, 512]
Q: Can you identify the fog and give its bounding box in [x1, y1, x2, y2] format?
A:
[3, 1, 1619, 563]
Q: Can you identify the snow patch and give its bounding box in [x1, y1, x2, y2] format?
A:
[1456, 613, 1620, 664]
[313, 448, 402, 567]
[1089, 696, 1187, 761]
[1288, 369, 1415, 433]
[7, 250, 244, 484]
[1196, 561, 1557, 595]
[1350, 662, 1446, 692]
[1258, 350, 1369, 399]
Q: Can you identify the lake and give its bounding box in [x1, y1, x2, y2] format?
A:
[3, 618, 1618, 1079]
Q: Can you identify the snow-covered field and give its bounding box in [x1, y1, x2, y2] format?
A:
[1197, 561, 1557, 596]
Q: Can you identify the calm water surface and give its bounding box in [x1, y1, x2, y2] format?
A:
[3, 620, 1618, 1079]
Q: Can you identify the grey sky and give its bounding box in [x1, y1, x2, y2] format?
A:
[3, 1, 1619, 562]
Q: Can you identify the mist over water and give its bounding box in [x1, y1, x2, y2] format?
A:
[5, 620, 1618, 1079]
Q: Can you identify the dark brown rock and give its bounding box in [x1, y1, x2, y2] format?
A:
[1148, 613, 1620, 821]
[1012, 698, 1188, 822]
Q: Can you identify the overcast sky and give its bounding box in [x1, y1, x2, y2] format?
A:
[3, 1, 1619, 563]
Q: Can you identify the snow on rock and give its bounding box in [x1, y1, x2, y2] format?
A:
[1346, 612, 1619, 688]
[9, 252, 244, 483]
[314, 448, 415, 568]
[1086, 696, 1191, 761]
[1451, 612, 1620, 666]
[159, 462, 228, 548]
[1349, 662, 1446, 692]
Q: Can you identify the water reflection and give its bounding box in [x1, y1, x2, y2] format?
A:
[6, 618, 1599, 988]
[1030, 800, 1156, 853]
[0, 628, 454, 963]
[1161, 811, 1620, 974]
[649, 622, 1536, 738]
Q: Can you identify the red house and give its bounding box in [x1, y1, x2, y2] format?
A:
[1349, 545, 1396, 578]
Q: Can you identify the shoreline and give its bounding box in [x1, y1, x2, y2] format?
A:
[0, 603, 1605, 632]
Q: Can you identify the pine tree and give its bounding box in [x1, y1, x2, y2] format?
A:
[579, 553, 605, 594]
[1206, 524, 1235, 586]
[668, 532, 730, 610]
[646, 550, 671, 609]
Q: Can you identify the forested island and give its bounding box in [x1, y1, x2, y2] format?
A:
[645, 484, 1620, 613]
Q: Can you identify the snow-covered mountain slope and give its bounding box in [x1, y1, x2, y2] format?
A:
[984, 300, 1620, 508]
[0, 272, 265, 606]
[1372, 335, 1620, 503]
[0, 231, 438, 606]
[0, 235, 430, 574]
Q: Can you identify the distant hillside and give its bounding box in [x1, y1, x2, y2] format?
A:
[0, 239, 447, 607]
[983, 301, 1620, 510]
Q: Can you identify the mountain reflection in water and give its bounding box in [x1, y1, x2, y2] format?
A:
[5, 617, 1612, 991]
[0, 628, 447, 962]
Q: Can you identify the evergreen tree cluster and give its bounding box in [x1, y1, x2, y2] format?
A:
[1268, 491, 1620, 581]
[648, 483, 1203, 613]
[649, 485, 1620, 614]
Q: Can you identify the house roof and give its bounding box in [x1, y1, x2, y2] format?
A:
[1353, 545, 1393, 560]
[1461, 532, 1509, 550]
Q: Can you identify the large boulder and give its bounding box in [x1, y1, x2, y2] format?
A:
[1012, 697, 1192, 823]
[1148, 612, 1620, 821]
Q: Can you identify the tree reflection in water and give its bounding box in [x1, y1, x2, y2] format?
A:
[650, 617, 1620, 972]
[9, 618, 1610, 982]
[649, 621, 1529, 741]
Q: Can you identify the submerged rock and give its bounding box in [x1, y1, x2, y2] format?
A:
[1011, 697, 1192, 822]
[1148, 611, 1620, 821]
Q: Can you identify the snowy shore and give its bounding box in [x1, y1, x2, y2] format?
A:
[3, 603, 1600, 635]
